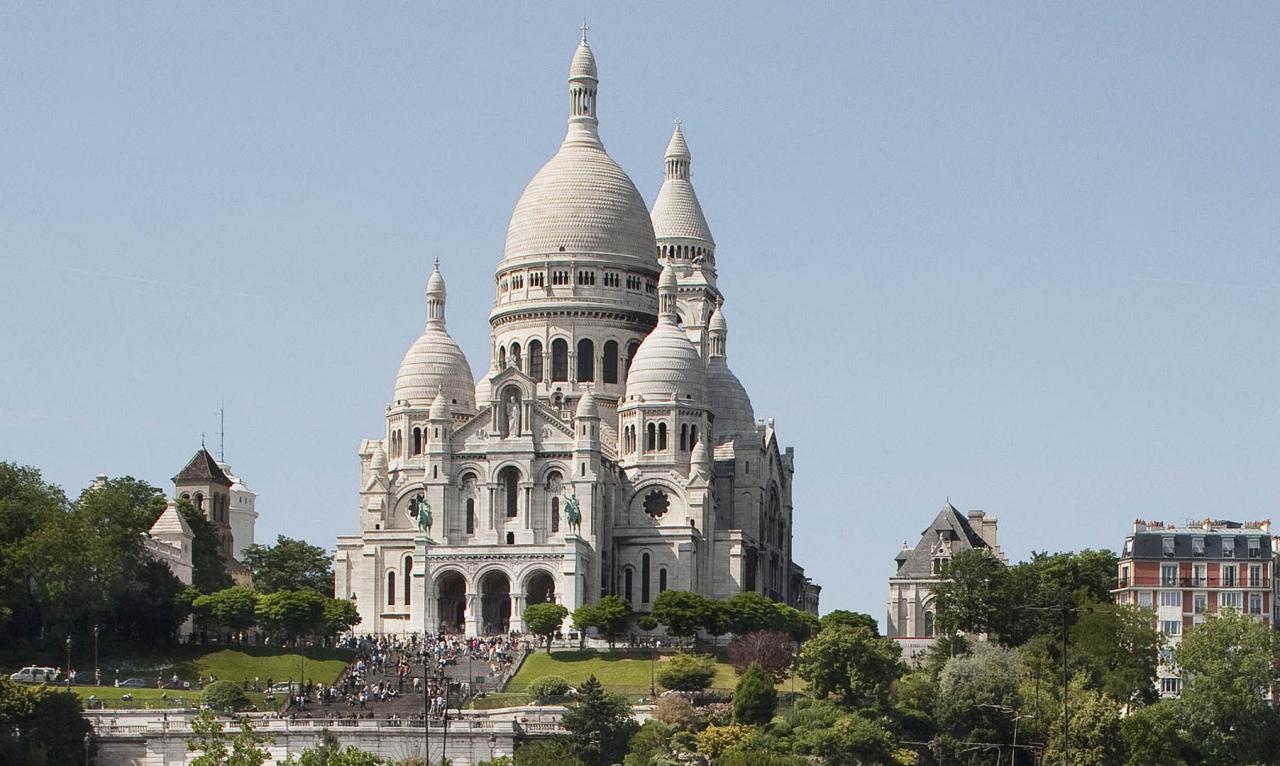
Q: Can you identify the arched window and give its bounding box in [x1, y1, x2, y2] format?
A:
[498, 346, 507, 369]
[624, 568, 633, 603]
[658, 423, 668, 451]
[602, 340, 619, 384]
[466, 499, 475, 534]
[659, 568, 668, 593]
[412, 427, 422, 455]
[551, 339, 569, 381]
[502, 466, 520, 518]
[625, 340, 641, 375]
[690, 425, 698, 448]
[924, 611, 935, 638]
[551, 496, 560, 532]
[194, 493, 205, 512]
[646, 423, 656, 451]
[387, 571, 396, 606]
[641, 554, 651, 604]
[528, 340, 544, 380]
[511, 342, 522, 373]
[577, 338, 594, 382]
[506, 532, 515, 545]
[680, 424, 688, 451]
[404, 556, 413, 606]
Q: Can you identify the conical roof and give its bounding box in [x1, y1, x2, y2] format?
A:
[651, 121, 714, 245]
[173, 449, 231, 487]
[150, 499, 193, 538]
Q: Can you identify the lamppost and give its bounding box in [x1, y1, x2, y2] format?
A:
[65, 635, 73, 691]
[93, 624, 100, 687]
[83, 732, 91, 766]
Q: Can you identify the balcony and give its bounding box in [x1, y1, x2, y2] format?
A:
[1115, 576, 1268, 589]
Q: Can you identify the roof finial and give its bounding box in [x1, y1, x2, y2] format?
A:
[580, 20, 589, 43]
[674, 116, 681, 128]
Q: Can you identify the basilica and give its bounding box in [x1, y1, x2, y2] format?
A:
[334, 32, 819, 636]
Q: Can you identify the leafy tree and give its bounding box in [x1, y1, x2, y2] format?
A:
[1042, 676, 1124, 766]
[733, 662, 777, 725]
[524, 602, 569, 653]
[622, 720, 675, 766]
[112, 559, 191, 643]
[279, 728, 390, 765]
[0, 678, 94, 766]
[515, 737, 584, 766]
[728, 630, 794, 682]
[717, 752, 809, 766]
[204, 679, 250, 713]
[658, 653, 718, 692]
[636, 615, 659, 632]
[1121, 700, 1194, 766]
[818, 610, 880, 636]
[700, 599, 732, 639]
[187, 709, 272, 766]
[179, 499, 233, 595]
[560, 675, 638, 766]
[193, 586, 260, 635]
[651, 693, 701, 730]
[694, 723, 753, 761]
[1172, 609, 1280, 765]
[528, 675, 571, 704]
[241, 535, 334, 596]
[651, 590, 706, 639]
[723, 592, 778, 635]
[589, 596, 631, 647]
[796, 624, 904, 708]
[1069, 602, 1160, 704]
[935, 641, 1022, 760]
[322, 597, 361, 637]
[571, 603, 596, 650]
[772, 604, 819, 642]
[931, 549, 1010, 639]
[810, 713, 908, 766]
[256, 589, 326, 640]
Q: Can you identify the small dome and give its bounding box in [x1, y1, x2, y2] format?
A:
[575, 389, 600, 419]
[429, 388, 450, 421]
[370, 443, 387, 472]
[659, 261, 679, 290]
[426, 260, 446, 298]
[393, 326, 476, 412]
[708, 302, 728, 334]
[625, 321, 706, 403]
[706, 358, 755, 438]
[690, 438, 711, 471]
[569, 40, 597, 81]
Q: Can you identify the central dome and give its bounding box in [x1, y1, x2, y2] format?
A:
[503, 144, 657, 265]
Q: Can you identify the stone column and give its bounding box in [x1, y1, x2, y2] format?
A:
[509, 594, 525, 632]
[522, 484, 534, 529]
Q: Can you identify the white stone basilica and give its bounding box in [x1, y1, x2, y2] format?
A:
[334, 33, 819, 636]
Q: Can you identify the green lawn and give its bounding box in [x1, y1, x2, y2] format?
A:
[190, 649, 349, 686]
[508, 651, 739, 695]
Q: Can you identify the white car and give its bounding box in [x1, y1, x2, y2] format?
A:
[9, 666, 60, 683]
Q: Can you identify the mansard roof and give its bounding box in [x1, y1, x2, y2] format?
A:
[172, 448, 232, 487]
[894, 502, 991, 578]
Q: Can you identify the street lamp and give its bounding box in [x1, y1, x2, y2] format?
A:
[93, 624, 100, 687]
[83, 732, 91, 766]
[65, 635, 73, 691]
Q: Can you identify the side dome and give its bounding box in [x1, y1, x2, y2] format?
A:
[623, 321, 706, 403]
[392, 261, 476, 413]
[706, 359, 755, 438]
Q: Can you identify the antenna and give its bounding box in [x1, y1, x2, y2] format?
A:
[217, 400, 226, 461]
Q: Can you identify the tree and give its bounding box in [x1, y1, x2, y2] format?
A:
[810, 713, 906, 766]
[772, 604, 819, 643]
[1069, 602, 1161, 704]
[204, 679, 250, 713]
[652, 693, 701, 730]
[113, 559, 191, 643]
[279, 729, 389, 765]
[1042, 677, 1124, 766]
[818, 610, 879, 636]
[694, 723, 754, 761]
[179, 499, 232, 595]
[571, 604, 596, 650]
[622, 720, 676, 766]
[528, 676, 572, 704]
[256, 589, 326, 640]
[187, 709, 272, 766]
[0, 463, 67, 646]
[934, 641, 1022, 760]
[524, 602, 569, 653]
[0, 678, 94, 766]
[241, 536, 334, 596]
[515, 738, 585, 766]
[728, 630, 794, 682]
[931, 549, 1011, 639]
[193, 586, 261, 635]
[588, 596, 631, 647]
[796, 624, 904, 708]
[700, 599, 732, 639]
[322, 597, 362, 637]
[560, 675, 638, 766]
[1121, 700, 1194, 766]
[723, 592, 778, 635]
[733, 662, 777, 725]
[651, 590, 707, 639]
[658, 652, 718, 692]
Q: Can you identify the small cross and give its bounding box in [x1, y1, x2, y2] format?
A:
[674, 117, 682, 129]
[580, 20, 589, 43]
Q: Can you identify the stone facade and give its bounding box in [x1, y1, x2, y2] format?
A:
[334, 33, 818, 636]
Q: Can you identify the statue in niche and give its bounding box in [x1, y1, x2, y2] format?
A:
[502, 390, 522, 438]
[563, 491, 582, 535]
[410, 492, 432, 535]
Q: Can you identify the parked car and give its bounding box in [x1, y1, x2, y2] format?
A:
[9, 666, 59, 683]
[117, 678, 147, 688]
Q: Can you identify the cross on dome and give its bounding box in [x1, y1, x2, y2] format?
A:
[580, 20, 589, 42]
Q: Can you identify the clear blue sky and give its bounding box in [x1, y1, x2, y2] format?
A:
[2, 4, 1277, 622]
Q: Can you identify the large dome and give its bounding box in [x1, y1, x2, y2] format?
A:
[624, 320, 706, 403]
[392, 326, 476, 412]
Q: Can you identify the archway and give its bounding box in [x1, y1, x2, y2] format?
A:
[480, 570, 512, 635]
[524, 570, 556, 607]
[436, 571, 467, 634]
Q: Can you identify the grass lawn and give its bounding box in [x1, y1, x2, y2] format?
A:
[190, 649, 350, 686]
[508, 651, 740, 695]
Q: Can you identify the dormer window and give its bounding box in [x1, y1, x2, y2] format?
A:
[1222, 537, 1236, 558]
[1192, 537, 1205, 557]
[1162, 536, 1175, 557]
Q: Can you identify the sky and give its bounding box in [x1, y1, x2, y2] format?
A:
[2, 3, 1277, 623]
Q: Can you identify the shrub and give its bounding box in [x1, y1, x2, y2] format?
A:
[527, 675, 572, 704]
[732, 662, 777, 725]
[658, 653, 718, 692]
[695, 723, 754, 760]
[727, 630, 794, 682]
[203, 679, 249, 713]
[652, 693, 702, 730]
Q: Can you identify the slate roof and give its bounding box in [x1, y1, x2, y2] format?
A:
[1127, 531, 1270, 561]
[894, 502, 992, 578]
[172, 448, 232, 487]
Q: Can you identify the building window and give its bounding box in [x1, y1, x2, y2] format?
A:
[576, 270, 596, 286]
[1248, 537, 1262, 558]
[506, 532, 515, 545]
[1159, 590, 1182, 607]
[502, 467, 520, 518]
[387, 571, 396, 606]
[1250, 565, 1262, 587]
[1192, 537, 1205, 557]
[924, 611, 935, 637]
[646, 423, 656, 451]
[1223, 538, 1236, 558]
[577, 338, 594, 382]
[1222, 565, 1237, 587]
[403, 556, 413, 606]
[623, 568, 633, 603]
[530, 272, 545, 288]
[602, 340, 618, 384]
[1138, 591, 1153, 608]
[412, 427, 422, 455]
[641, 553, 651, 604]
[626, 274, 641, 291]
[551, 270, 570, 286]
[1162, 537, 1175, 557]
[1221, 591, 1242, 610]
[551, 497, 560, 533]
[466, 500, 475, 534]
[1161, 677, 1182, 695]
[1192, 564, 1207, 586]
[658, 568, 667, 593]
[658, 423, 668, 451]
[1161, 564, 1178, 586]
[1193, 593, 1207, 614]
[551, 339, 569, 381]
[1160, 620, 1181, 636]
[1250, 592, 1263, 614]
[680, 424, 688, 451]
[690, 425, 698, 447]
[603, 272, 620, 287]
[528, 340, 544, 380]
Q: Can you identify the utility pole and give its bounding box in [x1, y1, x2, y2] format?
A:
[1061, 595, 1069, 766]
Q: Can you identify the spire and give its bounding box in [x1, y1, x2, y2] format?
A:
[664, 119, 691, 180]
[708, 297, 727, 357]
[426, 259, 447, 327]
[658, 262, 679, 322]
[566, 29, 600, 144]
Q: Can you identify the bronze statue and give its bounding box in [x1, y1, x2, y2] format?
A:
[563, 491, 582, 534]
[410, 493, 432, 535]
